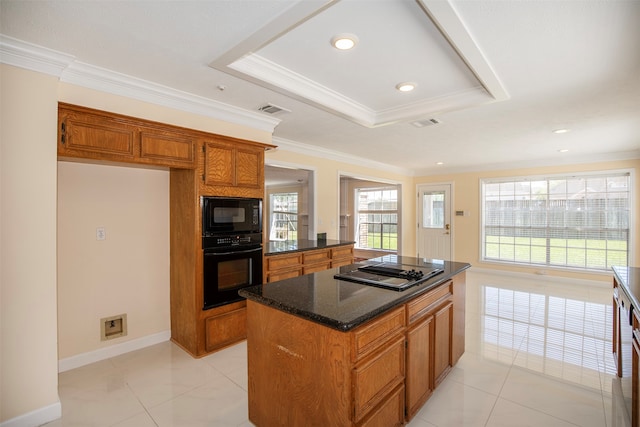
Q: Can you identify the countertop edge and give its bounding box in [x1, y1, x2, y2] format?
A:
[240, 263, 471, 332]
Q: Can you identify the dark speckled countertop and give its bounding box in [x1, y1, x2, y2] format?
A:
[239, 255, 471, 331]
[264, 239, 355, 255]
[613, 266, 640, 311]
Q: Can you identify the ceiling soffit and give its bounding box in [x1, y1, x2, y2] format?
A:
[210, 0, 508, 128]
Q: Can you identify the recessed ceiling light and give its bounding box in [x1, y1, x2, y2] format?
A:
[436, 161, 444, 165]
[553, 128, 570, 134]
[558, 149, 569, 153]
[331, 34, 358, 50]
[396, 82, 416, 92]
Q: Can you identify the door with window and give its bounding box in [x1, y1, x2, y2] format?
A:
[417, 184, 452, 260]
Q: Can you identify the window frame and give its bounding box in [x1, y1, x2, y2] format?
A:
[479, 169, 634, 273]
[268, 190, 299, 241]
[354, 186, 399, 252]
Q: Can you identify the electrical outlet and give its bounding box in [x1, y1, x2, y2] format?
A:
[96, 227, 106, 241]
[100, 314, 127, 340]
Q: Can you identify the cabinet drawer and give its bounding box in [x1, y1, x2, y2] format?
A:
[331, 258, 353, 268]
[205, 307, 246, 352]
[407, 281, 453, 324]
[353, 335, 405, 423]
[303, 261, 331, 275]
[352, 306, 406, 361]
[357, 384, 404, 427]
[303, 249, 331, 264]
[267, 267, 302, 283]
[266, 253, 302, 271]
[331, 245, 354, 260]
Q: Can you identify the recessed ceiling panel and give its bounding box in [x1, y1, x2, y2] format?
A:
[213, 0, 508, 127]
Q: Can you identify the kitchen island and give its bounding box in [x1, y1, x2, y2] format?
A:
[240, 255, 471, 426]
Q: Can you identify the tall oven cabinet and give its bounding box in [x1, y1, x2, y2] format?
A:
[170, 134, 274, 358]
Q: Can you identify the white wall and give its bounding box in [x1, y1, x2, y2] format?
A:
[0, 64, 60, 423]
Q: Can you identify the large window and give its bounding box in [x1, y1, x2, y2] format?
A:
[356, 188, 398, 251]
[269, 192, 298, 241]
[481, 171, 631, 271]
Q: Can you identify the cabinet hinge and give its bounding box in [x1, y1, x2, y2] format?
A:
[202, 145, 206, 153]
[201, 174, 205, 182]
[60, 122, 66, 144]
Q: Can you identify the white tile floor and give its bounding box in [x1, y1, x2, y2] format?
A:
[45, 270, 631, 426]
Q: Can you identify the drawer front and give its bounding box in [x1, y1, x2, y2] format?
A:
[331, 245, 354, 259]
[266, 253, 303, 270]
[353, 335, 405, 422]
[357, 384, 404, 427]
[353, 306, 406, 361]
[303, 249, 331, 264]
[407, 281, 453, 324]
[331, 258, 353, 268]
[303, 261, 331, 275]
[266, 267, 302, 283]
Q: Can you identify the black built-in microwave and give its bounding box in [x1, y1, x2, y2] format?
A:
[201, 196, 262, 237]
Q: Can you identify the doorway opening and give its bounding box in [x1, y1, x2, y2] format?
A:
[265, 164, 315, 242]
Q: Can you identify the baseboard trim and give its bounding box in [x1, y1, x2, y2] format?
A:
[58, 330, 171, 373]
[0, 401, 61, 427]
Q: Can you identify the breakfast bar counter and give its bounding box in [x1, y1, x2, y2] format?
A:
[240, 255, 471, 426]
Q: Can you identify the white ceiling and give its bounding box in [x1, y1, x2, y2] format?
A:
[1, 0, 639, 175]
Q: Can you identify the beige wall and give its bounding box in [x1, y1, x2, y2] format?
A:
[57, 162, 170, 358]
[1, 65, 60, 421]
[265, 150, 416, 256]
[415, 159, 639, 282]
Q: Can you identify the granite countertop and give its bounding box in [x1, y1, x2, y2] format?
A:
[613, 266, 640, 311]
[239, 255, 471, 331]
[264, 239, 355, 255]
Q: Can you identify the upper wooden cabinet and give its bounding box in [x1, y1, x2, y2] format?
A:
[201, 138, 265, 197]
[57, 103, 275, 175]
[58, 103, 197, 169]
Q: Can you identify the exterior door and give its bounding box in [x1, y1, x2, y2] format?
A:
[417, 184, 452, 260]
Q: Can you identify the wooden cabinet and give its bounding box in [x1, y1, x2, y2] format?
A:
[200, 138, 266, 198]
[633, 312, 640, 427]
[58, 103, 197, 169]
[247, 303, 406, 427]
[264, 243, 354, 283]
[405, 280, 454, 421]
[246, 271, 466, 426]
[331, 245, 355, 268]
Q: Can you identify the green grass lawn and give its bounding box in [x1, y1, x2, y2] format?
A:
[485, 236, 628, 268]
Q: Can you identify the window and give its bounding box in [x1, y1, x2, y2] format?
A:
[269, 192, 298, 241]
[481, 171, 631, 271]
[356, 188, 398, 251]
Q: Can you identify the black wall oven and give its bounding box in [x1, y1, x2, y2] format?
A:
[201, 197, 263, 310]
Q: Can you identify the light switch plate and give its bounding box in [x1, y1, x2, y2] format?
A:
[96, 227, 106, 241]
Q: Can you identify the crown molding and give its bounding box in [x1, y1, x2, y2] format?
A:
[0, 34, 280, 133]
[413, 149, 640, 177]
[271, 136, 414, 177]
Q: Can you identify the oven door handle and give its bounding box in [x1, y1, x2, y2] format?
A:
[206, 246, 262, 256]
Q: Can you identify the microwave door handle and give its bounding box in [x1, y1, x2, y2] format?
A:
[209, 247, 262, 256]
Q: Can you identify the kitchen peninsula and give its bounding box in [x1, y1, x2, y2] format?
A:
[240, 256, 470, 426]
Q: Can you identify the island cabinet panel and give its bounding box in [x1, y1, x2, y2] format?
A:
[406, 315, 433, 418]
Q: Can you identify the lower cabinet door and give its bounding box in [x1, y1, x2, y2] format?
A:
[352, 335, 405, 422]
[433, 301, 454, 387]
[205, 307, 246, 352]
[358, 384, 405, 427]
[406, 315, 434, 420]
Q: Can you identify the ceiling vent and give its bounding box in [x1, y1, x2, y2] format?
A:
[258, 103, 291, 115]
[411, 118, 441, 128]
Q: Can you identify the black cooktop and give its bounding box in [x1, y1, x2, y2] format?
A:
[334, 262, 444, 291]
